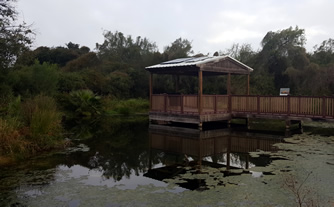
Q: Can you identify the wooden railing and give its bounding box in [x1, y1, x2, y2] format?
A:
[151, 94, 334, 119]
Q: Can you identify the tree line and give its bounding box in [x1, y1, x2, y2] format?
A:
[4, 26, 334, 100]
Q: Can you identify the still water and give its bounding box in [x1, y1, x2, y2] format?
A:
[0, 118, 289, 206]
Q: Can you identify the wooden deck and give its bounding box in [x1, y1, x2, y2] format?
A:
[150, 94, 334, 124]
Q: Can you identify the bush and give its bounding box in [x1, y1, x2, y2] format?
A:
[67, 89, 102, 118]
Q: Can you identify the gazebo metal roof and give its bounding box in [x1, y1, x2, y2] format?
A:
[145, 56, 253, 76]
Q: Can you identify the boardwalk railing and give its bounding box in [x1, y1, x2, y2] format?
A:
[151, 94, 334, 119]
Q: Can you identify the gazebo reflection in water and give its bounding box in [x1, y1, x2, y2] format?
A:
[144, 124, 284, 191]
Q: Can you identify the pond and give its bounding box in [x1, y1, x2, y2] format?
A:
[1, 118, 334, 207]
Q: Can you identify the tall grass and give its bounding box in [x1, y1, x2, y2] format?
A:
[22, 95, 63, 149]
[0, 117, 31, 157]
[0, 95, 64, 160]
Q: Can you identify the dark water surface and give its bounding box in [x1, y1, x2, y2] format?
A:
[0, 118, 289, 207]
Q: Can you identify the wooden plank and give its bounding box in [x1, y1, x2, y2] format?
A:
[201, 66, 250, 74]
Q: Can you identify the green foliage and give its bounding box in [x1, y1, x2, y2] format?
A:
[0, 95, 64, 158]
[163, 37, 193, 60]
[63, 52, 99, 72]
[103, 98, 149, 115]
[0, 117, 29, 156]
[66, 89, 102, 118]
[80, 68, 109, 95]
[96, 30, 158, 65]
[0, 0, 33, 71]
[22, 95, 63, 147]
[223, 43, 255, 63]
[108, 71, 133, 98]
[0, 83, 13, 107]
[57, 72, 86, 93]
[312, 38, 334, 66]
[10, 61, 59, 97]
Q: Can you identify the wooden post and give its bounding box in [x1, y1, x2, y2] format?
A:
[287, 96, 291, 116]
[198, 70, 203, 115]
[299, 121, 303, 133]
[245, 155, 249, 169]
[149, 73, 153, 111]
[226, 136, 231, 172]
[181, 94, 184, 114]
[246, 73, 250, 95]
[227, 73, 231, 95]
[257, 95, 260, 114]
[214, 95, 217, 114]
[298, 96, 301, 115]
[198, 135, 203, 168]
[148, 132, 152, 170]
[322, 97, 326, 118]
[285, 119, 291, 137]
[164, 93, 167, 113]
[227, 73, 232, 124]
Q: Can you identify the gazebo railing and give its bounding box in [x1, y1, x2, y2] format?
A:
[151, 94, 334, 119]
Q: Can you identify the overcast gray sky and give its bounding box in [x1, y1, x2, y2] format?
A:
[17, 0, 334, 54]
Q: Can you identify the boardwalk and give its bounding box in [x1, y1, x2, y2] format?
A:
[146, 56, 334, 128]
[149, 94, 334, 125]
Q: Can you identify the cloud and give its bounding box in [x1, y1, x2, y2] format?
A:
[16, 0, 334, 54]
[207, 29, 262, 44]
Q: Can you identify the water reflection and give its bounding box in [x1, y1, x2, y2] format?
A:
[0, 118, 287, 206]
[145, 124, 284, 190]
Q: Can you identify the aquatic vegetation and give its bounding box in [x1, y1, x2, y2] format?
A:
[1, 122, 334, 207]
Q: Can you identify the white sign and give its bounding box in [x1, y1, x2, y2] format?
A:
[280, 88, 290, 96]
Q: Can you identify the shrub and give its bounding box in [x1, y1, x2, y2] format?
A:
[67, 89, 102, 118]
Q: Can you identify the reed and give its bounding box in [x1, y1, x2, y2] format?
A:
[0, 117, 31, 157]
[21, 95, 63, 149]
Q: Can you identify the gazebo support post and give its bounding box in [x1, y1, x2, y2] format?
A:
[227, 73, 232, 126]
[149, 73, 153, 111]
[198, 70, 203, 130]
[227, 73, 231, 95]
[246, 73, 250, 128]
[247, 73, 250, 95]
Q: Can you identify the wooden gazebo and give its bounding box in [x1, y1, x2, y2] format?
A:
[145, 56, 253, 127]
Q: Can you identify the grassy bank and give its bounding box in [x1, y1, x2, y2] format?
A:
[0, 95, 149, 162]
[0, 95, 67, 161]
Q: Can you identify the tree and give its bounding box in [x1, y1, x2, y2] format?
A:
[10, 61, 59, 97]
[0, 0, 33, 71]
[96, 30, 158, 65]
[223, 43, 255, 64]
[312, 38, 334, 66]
[163, 38, 193, 60]
[258, 26, 308, 92]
